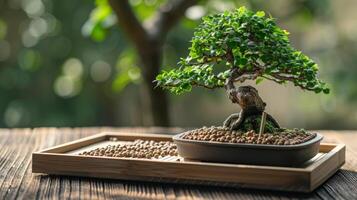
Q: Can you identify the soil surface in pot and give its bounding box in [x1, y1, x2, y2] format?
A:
[182, 126, 317, 145]
[79, 139, 178, 159]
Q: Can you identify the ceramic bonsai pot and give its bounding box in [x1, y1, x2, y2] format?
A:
[173, 132, 323, 167]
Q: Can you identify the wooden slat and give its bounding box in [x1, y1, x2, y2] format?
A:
[309, 144, 345, 191]
[40, 133, 107, 153]
[0, 128, 356, 199]
[32, 132, 346, 193]
[32, 153, 311, 191]
[321, 131, 357, 172]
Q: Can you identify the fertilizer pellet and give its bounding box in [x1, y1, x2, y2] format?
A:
[79, 139, 178, 159]
[182, 126, 316, 145]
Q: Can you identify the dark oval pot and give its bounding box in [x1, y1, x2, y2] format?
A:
[173, 131, 323, 167]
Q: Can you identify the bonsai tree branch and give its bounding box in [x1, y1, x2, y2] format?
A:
[155, 7, 329, 131]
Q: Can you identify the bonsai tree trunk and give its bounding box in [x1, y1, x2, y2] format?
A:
[223, 69, 280, 131]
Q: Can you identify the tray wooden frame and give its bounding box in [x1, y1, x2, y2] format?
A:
[32, 132, 345, 192]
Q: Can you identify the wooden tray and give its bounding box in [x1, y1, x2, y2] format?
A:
[32, 132, 345, 193]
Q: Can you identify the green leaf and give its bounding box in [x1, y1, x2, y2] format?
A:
[314, 87, 322, 93]
[240, 58, 248, 65]
[182, 82, 192, 91]
[255, 77, 264, 84]
[256, 11, 265, 17]
[155, 7, 329, 95]
[323, 88, 330, 94]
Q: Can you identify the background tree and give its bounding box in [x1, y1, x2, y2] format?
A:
[83, 0, 202, 126]
[156, 7, 329, 131]
[1, 0, 356, 129]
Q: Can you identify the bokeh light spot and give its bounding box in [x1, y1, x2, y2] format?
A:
[185, 6, 206, 20]
[63, 58, 83, 78]
[54, 76, 81, 98]
[21, 30, 39, 47]
[21, 0, 45, 18]
[29, 17, 48, 38]
[43, 14, 60, 36]
[90, 60, 112, 82]
[4, 101, 25, 127]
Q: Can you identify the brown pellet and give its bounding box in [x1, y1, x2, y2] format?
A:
[79, 139, 178, 159]
[182, 126, 316, 145]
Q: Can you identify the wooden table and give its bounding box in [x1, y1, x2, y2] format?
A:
[0, 128, 356, 199]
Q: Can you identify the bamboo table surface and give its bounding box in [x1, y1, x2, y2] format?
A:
[0, 127, 356, 200]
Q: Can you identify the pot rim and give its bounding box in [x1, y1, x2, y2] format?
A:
[173, 131, 323, 150]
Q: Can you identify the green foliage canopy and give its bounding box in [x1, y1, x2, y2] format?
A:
[156, 7, 329, 95]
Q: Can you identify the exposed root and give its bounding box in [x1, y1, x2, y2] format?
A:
[223, 84, 280, 132]
[224, 112, 280, 132]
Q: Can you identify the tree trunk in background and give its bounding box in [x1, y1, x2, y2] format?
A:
[96, 83, 118, 126]
[108, 0, 198, 126]
[139, 42, 169, 126]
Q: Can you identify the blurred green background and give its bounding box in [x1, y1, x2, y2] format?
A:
[0, 0, 356, 129]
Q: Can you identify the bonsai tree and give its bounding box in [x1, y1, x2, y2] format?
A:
[155, 7, 329, 132]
